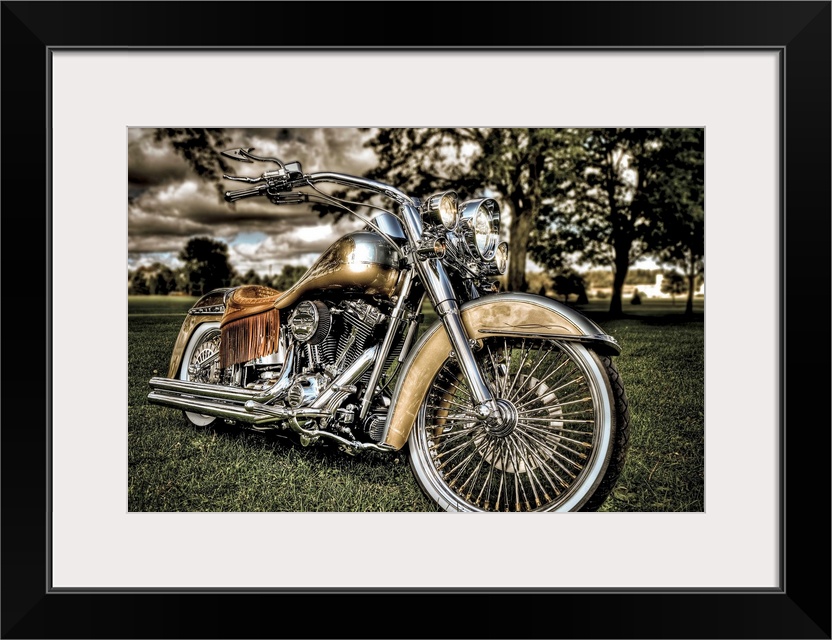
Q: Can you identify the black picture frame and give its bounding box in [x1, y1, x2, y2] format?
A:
[3, 1, 829, 638]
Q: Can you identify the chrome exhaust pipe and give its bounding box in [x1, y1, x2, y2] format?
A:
[146, 345, 298, 422]
[147, 391, 280, 425]
[148, 377, 266, 402]
[147, 344, 296, 404]
[146, 344, 393, 453]
[147, 377, 281, 424]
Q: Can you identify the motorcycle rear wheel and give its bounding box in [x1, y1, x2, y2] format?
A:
[179, 321, 222, 427]
[408, 337, 629, 512]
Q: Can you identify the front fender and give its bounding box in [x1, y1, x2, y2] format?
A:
[381, 293, 620, 450]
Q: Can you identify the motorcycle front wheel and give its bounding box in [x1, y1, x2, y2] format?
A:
[408, 337, 629, 512]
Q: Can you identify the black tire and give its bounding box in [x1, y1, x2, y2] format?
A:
[579, 354, 630, 511]
[408, 337, 630, 512]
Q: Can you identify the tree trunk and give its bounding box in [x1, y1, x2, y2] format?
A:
[685, 274, 696, 316]
[507, 202, 534, 293]
[603, 149, 631, 318]
[609, 239, 631, 317]
[609, 263, 627, 317]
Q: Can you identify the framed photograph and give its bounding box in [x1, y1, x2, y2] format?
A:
[4, 1, 829, 638]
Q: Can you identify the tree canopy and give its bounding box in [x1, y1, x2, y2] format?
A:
[647, 128, 704, 315]
[531, 128, 704, 315]
[153, 128, 232, 200]
[366, 128, 577, 292]
[178, 237, 235, 296]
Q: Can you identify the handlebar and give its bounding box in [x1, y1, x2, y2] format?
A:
[219, 149, 424, 251]
[221, 150, 416, 208]
[223, 169, 416, 209]
[224, 184, 268, 202]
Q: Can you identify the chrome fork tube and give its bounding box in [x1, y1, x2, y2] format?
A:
[401, 203, 498, 418]
[431, 293, 494, 408]
[358, 268, 413, 419]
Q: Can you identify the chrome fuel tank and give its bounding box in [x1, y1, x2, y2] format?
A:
[274, 231, 402, 309]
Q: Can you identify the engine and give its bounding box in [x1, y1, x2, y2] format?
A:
[280, 298, 402, 423]
[288, 298, 386, 376]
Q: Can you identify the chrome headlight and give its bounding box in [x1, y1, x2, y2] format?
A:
[460, 198, 500, 260]
[424, 191, 459, 230]
[494, 242, 509, 274]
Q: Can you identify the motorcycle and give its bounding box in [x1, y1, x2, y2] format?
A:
[147, 147, 630, 512]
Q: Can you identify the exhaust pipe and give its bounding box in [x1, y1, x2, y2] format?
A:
[146, 390, 279, 426]
[147, 375, 288, 425]
[146, 345, 385, 440]
[148, 377, 268, 402]
[147, 344, 300, 422]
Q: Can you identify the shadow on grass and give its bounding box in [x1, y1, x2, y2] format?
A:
[187, 418, 406, 469]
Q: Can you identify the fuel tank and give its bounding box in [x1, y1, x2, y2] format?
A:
[273, 231, 402, 309]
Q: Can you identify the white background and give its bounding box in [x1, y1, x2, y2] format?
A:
[51, 51, 780, 589]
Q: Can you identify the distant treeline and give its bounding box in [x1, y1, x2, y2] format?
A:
[129, 236, 699, 304]
[128, 237, 306, 296]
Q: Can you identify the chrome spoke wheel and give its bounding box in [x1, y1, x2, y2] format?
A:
[180, 322, 222, 427]
[410, 337, 614, 512]
[188, 328, 222, 384]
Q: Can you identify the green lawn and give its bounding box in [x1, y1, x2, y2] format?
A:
[128, 295, 704, 512]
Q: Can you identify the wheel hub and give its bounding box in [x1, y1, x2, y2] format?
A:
[485, 398, 518, 438]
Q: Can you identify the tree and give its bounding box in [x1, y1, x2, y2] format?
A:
[178, 237, 236, 296]
[366, 128, 576, 292]
[128, 262, 177, 295]
[270, 264, 308, 291]
[532, 128, 703, 317]
[646, 128, 705, 316]
[232, 269, 262, 287]
[661, 270, 687, 304]
[128, 268, 149, 295]
[551, 271, 588, 304]
[149, 263, 176, 295]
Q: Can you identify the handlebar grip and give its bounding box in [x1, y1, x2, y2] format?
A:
[224, 185, 267, 202]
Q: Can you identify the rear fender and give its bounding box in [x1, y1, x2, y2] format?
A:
[165, 289, 230, 378]
[381, 293, 619, 450]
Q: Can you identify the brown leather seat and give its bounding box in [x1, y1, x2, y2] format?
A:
[221, 285, 283, 326]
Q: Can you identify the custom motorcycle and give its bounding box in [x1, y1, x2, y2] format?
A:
[147, 147, 630, 512]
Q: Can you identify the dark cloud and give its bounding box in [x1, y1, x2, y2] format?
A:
[127, 129, 191, 188]
[128, 127, 377, 275]
[219, 128, 376, 173]
[128, 234, 194, 255]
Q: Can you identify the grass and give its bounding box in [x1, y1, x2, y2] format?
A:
[128, 295, 704, 512]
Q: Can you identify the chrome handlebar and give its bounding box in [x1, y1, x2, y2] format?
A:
[224, 184, 269, 202]
[224, 171, 414, 207]
[222, 147, 415, 206]
[221, 148, 421, 251]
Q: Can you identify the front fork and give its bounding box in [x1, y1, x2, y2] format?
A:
[402, 203, 505, 427]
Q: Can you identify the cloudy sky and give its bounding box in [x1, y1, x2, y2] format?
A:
[128, 128, 381, 276]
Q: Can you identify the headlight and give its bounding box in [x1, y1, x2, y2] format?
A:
[425, 191, 459, 230]
[494, 242, 508, 274]
[459, 198, 500, 260]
